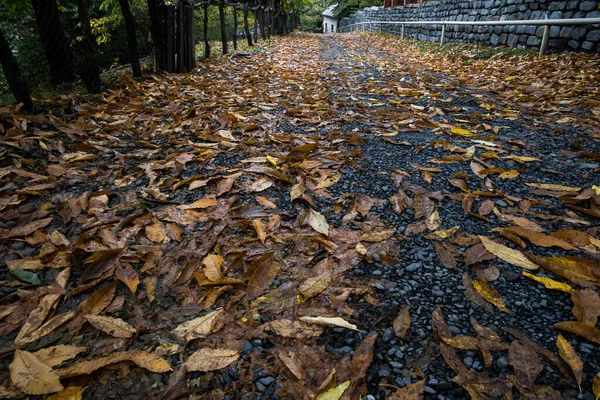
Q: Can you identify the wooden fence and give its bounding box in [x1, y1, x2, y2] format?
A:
[162, 3, 195, 73]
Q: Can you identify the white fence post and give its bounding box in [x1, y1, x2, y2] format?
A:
[440, 24, 446, 45]
[539, 24, 550, 56]
[401, 23, 405, 38]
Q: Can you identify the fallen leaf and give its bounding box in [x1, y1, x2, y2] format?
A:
[389, 379, 425, 399]
[479, 236, 539, 270]
[9, 349, 63, 394]
[306, 209, 329, 236]
[572, 289, 600, 326]
[556, 334, 583, 391]
[172, 308, 224, 342]
[299, 316, 359, 331]
[315, 380, 350, 400]
[522, 271, 574, 294]
[299, 270, 332, 299]
[85, 314, 136, 338]
[58, 350, 171, 378]
[183, 348, 240, 372]
[509, 340, 543, 391]
[553, 321, 600, 345]
[34, 345, 86, 367]
[46, 386, 85, 400]
[392, 305, 411, 338]
[278, 350, 305, 380]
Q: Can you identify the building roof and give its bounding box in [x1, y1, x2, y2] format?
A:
[322, 3, 344, 18]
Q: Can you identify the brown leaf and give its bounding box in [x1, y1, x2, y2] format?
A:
[145, 218, 166, 243]
[434, 242, 458, 272]
[183, 348, 240, 372]
[553, 321, 600, 345]
[499, 227, 574, 250]
[464, 243, 495, 265]
[264, 319, 324, 338]
[392, 305, 411, 338]
[58, 350, 171, 378]
[388, 379, 424, 400]
[509, 340, 543, 391]
[278, 350, 305, 380]
[299, 316, 359, 331]
[202, 254, 225, 282]
[10, 349, 63, 394]
[84, 314, 137, 338]
[115, 262, 139, 294]
[528, 255, 600, 287]
[3, 217, 53, 238]
[572, 289, 600, 327]
[34, 345, 86, 367]
[6, 258, 44, 271]
[343, 332, 378, 400]
[252, 219, 267, 244]
[246, 253, 279, 299]
[306, 209, 329, 236]
[299, 270, 332, 299]
[172, 308, 224, 342]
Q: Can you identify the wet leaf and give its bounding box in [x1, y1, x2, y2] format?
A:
[315, 380, 350, 400]
[299, 270, 332, 299]
[34, 345, 86, 367]
[509, 340, 543, 391]
[571, 289, 600, 327]
[553, 321, 600, 345]
[522, 271, 574, 294]
[46, 386, 85, 400]
[472, 278, 509, 313]
[389, 379, 425, 399]
[278, 350, 305, 380]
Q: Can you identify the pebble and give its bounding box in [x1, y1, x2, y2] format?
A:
[259, 376, 276, 386]
[406, 262, 423, 272]
[463, 356, 473, 369]
[372, 253, 381, 262]
[11, 242, 26, 250]
[496, 355, 509, 369]
[18, 203, 37, 214]
[495, 200, 508, 207]
[6, 220, 16, 228]
[424, 386, 436, 394]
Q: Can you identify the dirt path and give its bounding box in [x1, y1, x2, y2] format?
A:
[1, 33, 599, 400]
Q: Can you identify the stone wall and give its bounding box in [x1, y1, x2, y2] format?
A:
[339, 0, 600, 52]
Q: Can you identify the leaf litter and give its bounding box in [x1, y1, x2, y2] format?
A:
[0, 31, 599, 399]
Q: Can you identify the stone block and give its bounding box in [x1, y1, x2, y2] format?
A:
[587, 30, 600, 42]
[580, 1, 597, 11]
[581, 40, 596, 50]
[568, 39, 580, 49]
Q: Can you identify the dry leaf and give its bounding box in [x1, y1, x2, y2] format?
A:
[34, 345, 86, 367]
[299, 316, 359, 331]
[556, 334, 583, 391]
[278, 350, 305, 380]
[85, 314, 136, 338]
[184, 348, 240, 372]
[306, 209, 329, 236]
[392, 305, 411, 338]
[9, 349, 63, 394]
[172, 308, 224, 342]
[58, 350, 171, 378]
[299, 270, 332, 299]
[479, 236, 539, 270]
[509, 340, 543, 391]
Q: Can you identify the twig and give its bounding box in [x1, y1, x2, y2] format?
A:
[138, 195, 181, 205]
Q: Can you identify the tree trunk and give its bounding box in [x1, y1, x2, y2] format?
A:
[147, 0, 166, 71]
[77, 0, 102, 92]
[243, 2, 253, 47]
[253, 9, 258, 42]
[203, 4, 210, 58]
[261, 9, 267, 40]
[219, 0, 228, 54]
[232, 6, 238, 51]
[117, 0, 142, 77]
[30, 0, 75, 85]
[0, 28, 34, 112]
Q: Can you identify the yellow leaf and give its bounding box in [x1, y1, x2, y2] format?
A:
[450, 127, 475, 136]
[183, 348, 240, 372]
[202, 254, 224, 282]
[557, 334, 584, 391]
[9, 349, 64, 395]
[472, 278, 509, 313]
[144, 276, 156, 303]
[593, 372, 600, 400]
[84, 315, 137, 338]
[266, 155, 278, 168]
[424, 226, 460, 240]
[315, 380, 350, 400]
[479, 236, 539, 270]
[522, 272, 574, 294]
[593, 185, 600, 195]
[144, 218, 166, 243]
[525, 183, 581, 192]
[46, 386, 85, 400]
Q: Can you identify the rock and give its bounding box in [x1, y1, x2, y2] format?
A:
[259, 376, 276, 386]
[504, 271, 521, 282]
[406, 262, 423, 272]
[372, 253, 381, 263]
[424, 386, 436, 394]
[495, 199, 508, 207]
[463, 356, 474, 369]
[11, 242, 26, 250]
[580, 1, 597, 11]
[17, 203, 37, 214]
[6, 220, 17, 228]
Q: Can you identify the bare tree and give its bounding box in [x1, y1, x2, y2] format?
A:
[118, 0, 142, 77]
[0, 28, 34, 112]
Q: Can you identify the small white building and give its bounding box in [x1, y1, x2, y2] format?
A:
[322, 4, 344, 33]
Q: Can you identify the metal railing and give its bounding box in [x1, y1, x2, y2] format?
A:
[338, 18, 600, 56]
